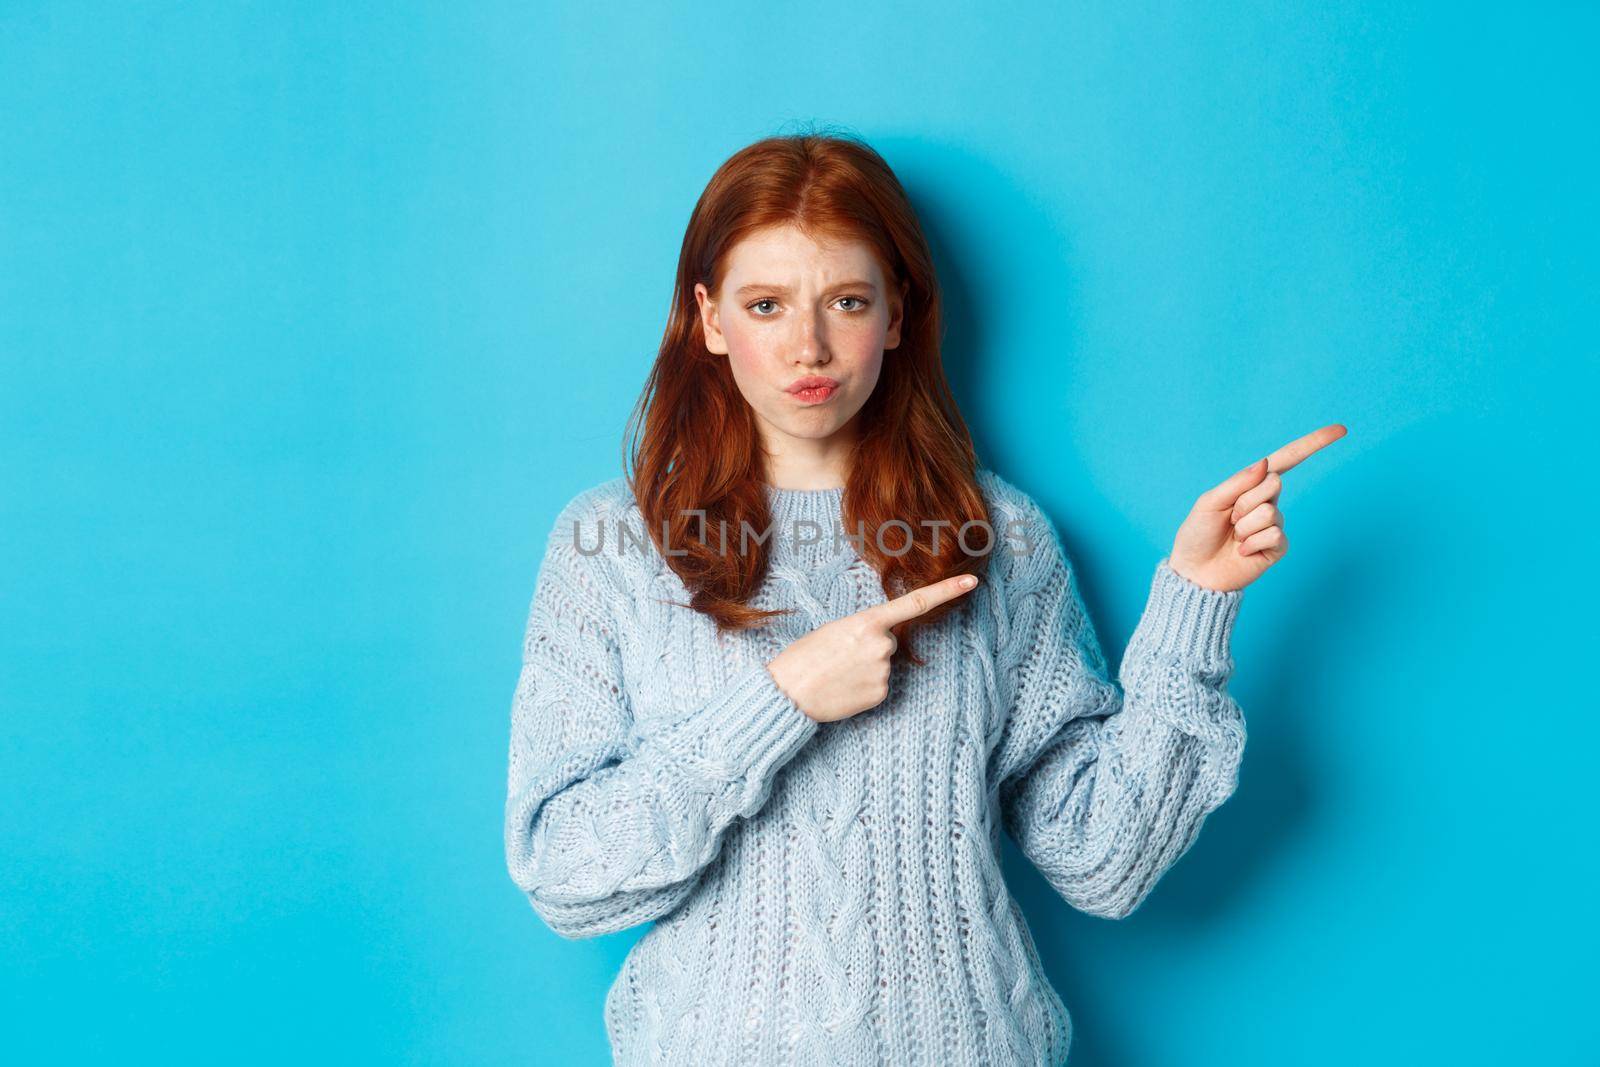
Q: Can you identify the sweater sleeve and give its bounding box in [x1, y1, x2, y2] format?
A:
[991, 495, 1246, 920]
[503, 489, 820, 939]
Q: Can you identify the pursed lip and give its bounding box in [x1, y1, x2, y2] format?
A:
[785, 375, 839, 394]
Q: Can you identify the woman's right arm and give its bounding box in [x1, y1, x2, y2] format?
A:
[503, 490, 819, 939]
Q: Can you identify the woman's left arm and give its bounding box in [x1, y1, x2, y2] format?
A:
[994, 425, 1344, 919]
[992, 522, 1245, 921]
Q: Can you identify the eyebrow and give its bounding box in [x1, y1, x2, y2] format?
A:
[734, 281, 878, 297]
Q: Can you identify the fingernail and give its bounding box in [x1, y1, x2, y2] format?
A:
[960, 575, 977, 589]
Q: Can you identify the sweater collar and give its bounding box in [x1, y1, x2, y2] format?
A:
[761, 483, 854, 566]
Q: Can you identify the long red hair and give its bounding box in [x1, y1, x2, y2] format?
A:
[621, 129, 993, 667]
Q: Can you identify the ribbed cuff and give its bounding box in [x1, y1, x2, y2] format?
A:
[1126, 557, 1243, 672]
[651, 659, 819, 784]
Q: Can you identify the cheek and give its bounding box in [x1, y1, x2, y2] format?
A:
[720, 318, 771, 366]
[854, 350, 885, 393]
[720, 329, 778, 398]
[841, 330, 886, 377]
[846, 313, 892, 355]
[723, 336, 768, 382]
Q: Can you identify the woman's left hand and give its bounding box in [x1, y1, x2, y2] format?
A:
[1166, 423, 1347, 593]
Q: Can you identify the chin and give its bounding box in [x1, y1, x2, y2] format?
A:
[777, 417, 849, 440]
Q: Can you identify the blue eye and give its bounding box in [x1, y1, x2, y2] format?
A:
[748, 296, 869, 316]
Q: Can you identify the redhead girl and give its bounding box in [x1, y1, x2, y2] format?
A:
[504, 131, 1343, 1066]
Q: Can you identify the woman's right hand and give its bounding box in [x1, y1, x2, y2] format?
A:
[765, 573, 981, 723]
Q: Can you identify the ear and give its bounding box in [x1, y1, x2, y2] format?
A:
[693, 282, 729, 355]
[884, 278, 909, 350]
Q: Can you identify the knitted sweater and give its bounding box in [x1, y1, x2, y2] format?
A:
[503, 469, 1247, 1066]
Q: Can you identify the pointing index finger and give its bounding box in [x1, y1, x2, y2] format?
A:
[1266, 423, 1347, 475]
[872, 574, 980, 627]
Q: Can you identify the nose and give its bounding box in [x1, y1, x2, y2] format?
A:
[792, 305, 831, 366]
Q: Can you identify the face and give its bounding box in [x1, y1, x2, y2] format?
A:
[694, 223, 906, 458]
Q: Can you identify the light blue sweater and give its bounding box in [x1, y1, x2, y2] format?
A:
[504, 469, 1247, 1066]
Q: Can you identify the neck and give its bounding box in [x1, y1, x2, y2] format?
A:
[758, 417, 858, 490]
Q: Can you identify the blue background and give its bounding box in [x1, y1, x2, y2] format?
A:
[3, 3, 1596, 1064]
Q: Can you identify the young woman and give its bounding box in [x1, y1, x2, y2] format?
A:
[504, 132, 1343, 1066]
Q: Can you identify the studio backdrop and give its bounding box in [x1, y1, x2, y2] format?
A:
[2, 3, 1595, 1064]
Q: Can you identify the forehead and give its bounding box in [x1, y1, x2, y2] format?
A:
[720, 223, 883, 285]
